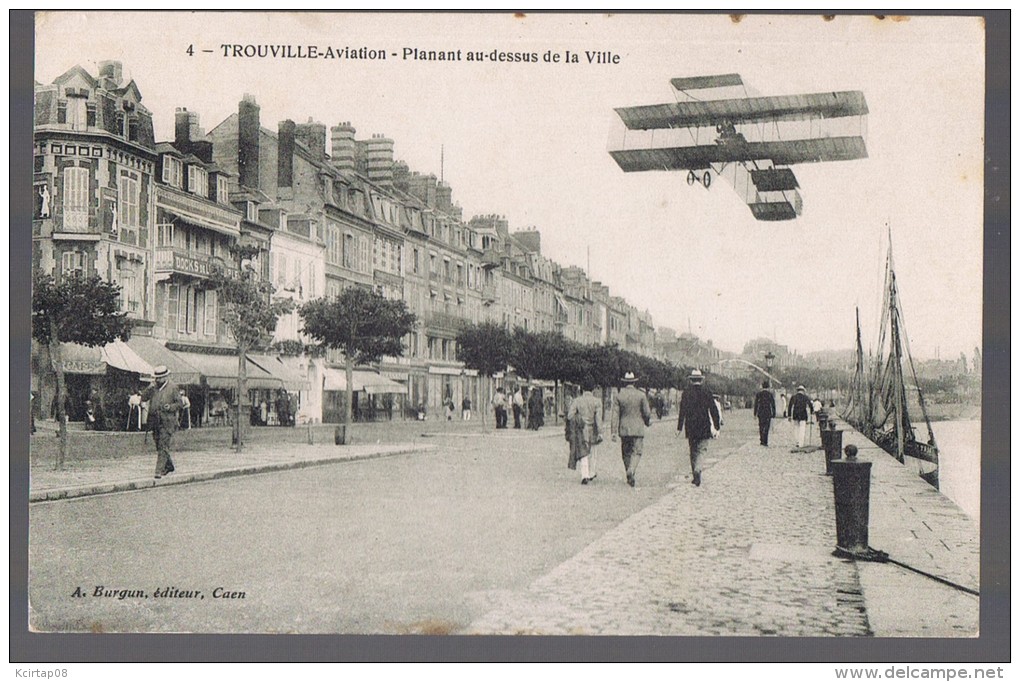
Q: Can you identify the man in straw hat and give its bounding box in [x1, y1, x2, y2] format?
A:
[141, 365, 186, 479]
[787, 385, 814, 448]
[676, 369, 721, 487]
[611, 371, 652, 487]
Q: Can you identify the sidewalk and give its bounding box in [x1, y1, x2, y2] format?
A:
[29, 432, 437, 503]
[464, 418, 979, 637]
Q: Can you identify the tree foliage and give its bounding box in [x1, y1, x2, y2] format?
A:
[205, 246, 294, 354]
[456, 321, 513, 378]
[205, 245, 294, 451]
[299, 287, 417, 363]
[32, 271, 132, 469]
[32, 272, 131, 347]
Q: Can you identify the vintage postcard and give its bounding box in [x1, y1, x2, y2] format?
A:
[23, 10, 995, 660]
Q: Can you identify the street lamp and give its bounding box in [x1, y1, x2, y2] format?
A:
[764, 351, 775, 375]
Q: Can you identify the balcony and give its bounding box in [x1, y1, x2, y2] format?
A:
[425, 311, 470, 334]
[481, 248, 502, 269]
[154, 247, 232, 280]
[481, 284, 498, 304]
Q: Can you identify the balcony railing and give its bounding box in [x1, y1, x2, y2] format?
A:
[426, 311, 470, 333]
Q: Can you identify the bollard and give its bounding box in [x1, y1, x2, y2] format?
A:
[831, 445, 888, 561]
[334, 424, 348, 445]
[816, 410, 829, 431]
[824, 429, 844, 475]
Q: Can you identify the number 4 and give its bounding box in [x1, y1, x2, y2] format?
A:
[186, 44, 194, 56]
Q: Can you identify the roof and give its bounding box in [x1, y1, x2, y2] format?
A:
[615, 91, 868, 130]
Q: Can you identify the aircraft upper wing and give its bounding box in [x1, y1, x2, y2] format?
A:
[614, 91, 868, 130]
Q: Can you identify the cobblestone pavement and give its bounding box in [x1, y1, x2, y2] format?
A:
[465, 418, 979, 637]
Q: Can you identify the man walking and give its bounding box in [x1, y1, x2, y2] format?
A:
[512, 387, 525, 429]
[611, 372, 652, 487]
[566, 383, 603, 485]
[753, 380, 777, 446]
[676, 369, 721, 487]
[141, 365, 185, 479]
[788, 385, 814, 448]
[491, 387, 508, 429]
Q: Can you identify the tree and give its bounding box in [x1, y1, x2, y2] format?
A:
[456, 322, 513, 425]
[300, 288, 416, 444]
[205, 245, 294, 452]
[32, 271, 131, 469]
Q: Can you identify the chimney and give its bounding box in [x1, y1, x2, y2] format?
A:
[410, 173, 438, 208]
[514, 230, 541, 254]
[278, 119, 296, 189]
[362, 133, 394, 188]
[436, 182, 453, 212]
[329, 121, 356, 174]
[98, 60, 123, 88]
[238, 94, 260, 190]
[295, 117, 327, 162]
[392, 160, 410, 192]
[175, 107, 198, 147]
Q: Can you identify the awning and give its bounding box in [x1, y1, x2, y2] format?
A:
[58, 343, 108, 375]
[172, 351, 282, 390]
[59, 339, 155, 377]
[248, 354, 311, 391]
[102, 339, 154, 377]
[125, 336, 202, 385]
[554, 293, 570, 312]
[322, 368, 408, 394]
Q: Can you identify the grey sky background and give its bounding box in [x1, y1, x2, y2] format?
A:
[34, 12, 985, 359]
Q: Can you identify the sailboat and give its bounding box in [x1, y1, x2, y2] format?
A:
[842, 239, 940, 488]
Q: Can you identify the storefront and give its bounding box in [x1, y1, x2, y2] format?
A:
[35, 339, 154, 429]
[248, 354, 311, 426]
[321, 367, 408, 423]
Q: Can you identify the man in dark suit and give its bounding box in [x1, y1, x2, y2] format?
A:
[676, 369, 721, 487]
[141, 365, 185, 479]
[788, 385, 814, 448]
[753, 380, 777, 446]
[611, 372, 652, 487]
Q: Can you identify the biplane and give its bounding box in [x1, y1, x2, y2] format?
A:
[609, 74, 869, 221]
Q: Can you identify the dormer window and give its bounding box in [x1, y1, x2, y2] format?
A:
[246, 201, 258, 222]
[187, 165, 208, 198]
[162, 155, 183, 188]
[216, 176, 229, 204]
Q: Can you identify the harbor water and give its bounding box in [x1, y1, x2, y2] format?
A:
[931, 419, 981, 521]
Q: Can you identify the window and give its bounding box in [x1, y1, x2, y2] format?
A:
[216, 176, 229, 204]
[326, 225, 341, 266]
[343, 233, 355, 269]
[116, 262, 142, 313]
[118, 173, 139, 228]
[359, 235, 370, 273]
[167, 284, 179, 331]
[62, 167, 89, 232]
[412, 248, 419, 274]
[177, 285, 189, 333]
[66, 97, 87, 130]
[61, 250, 86, 276]
[204, 287, 218, 334]
[187, 166, 208, 197]
[156, 223, 174, 247]
[127, 116, 139, 142]
[162, 155, 183, 188]
[276, 253, 288, 288]
[246, 201, 258, 222]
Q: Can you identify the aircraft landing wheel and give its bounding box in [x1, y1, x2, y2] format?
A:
[686, 170, 696, 186]
[702, 171, 712, 189]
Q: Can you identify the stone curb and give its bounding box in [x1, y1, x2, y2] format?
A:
[29, 445, 436, 504]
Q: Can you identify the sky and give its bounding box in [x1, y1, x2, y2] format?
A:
[33, 12, 987, 359]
